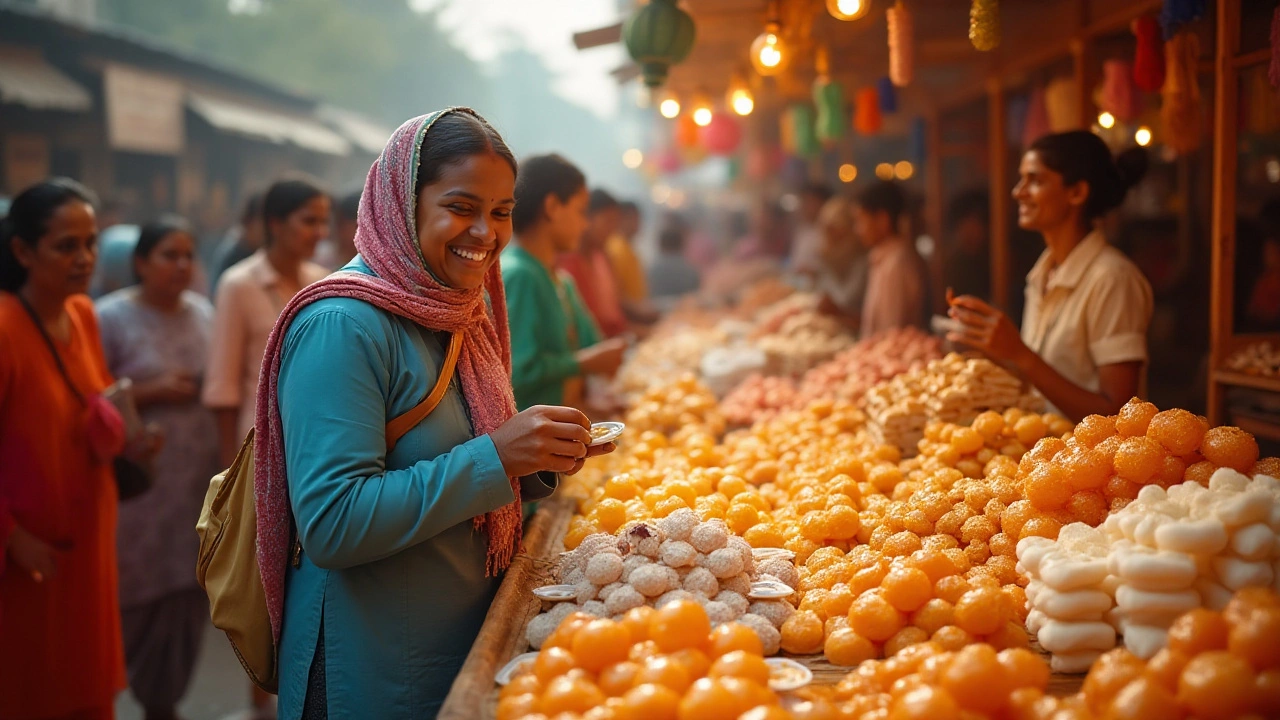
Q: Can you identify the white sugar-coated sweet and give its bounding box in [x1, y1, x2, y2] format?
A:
[1100, 574, 1123, 597]
[1232, 523, 1275, 561]
[1037, 620, 1117, 654]
[1114, 586, 1200, 615]
[1215, 490, 1273, 528]
[1193, 577, 1233, 611]
[1121, 606, 1192, 628]
[1209, 467, 1251, 493]
[1154, 518, 1229, 555]
[1136, 484, 1168, 505]
[1026, 609, 1048, 635]
[1118, 514, 1145, 542]
[1104, 606, 1124, 631]
[1035, 587, 1113, 621]
[1016, 537, 1056, 575]
[1133, 515, 1168, 548]
[1104, 513, 1125, 537]
[1051, 650, 1103, 674]
[1039, 555, 1109, 591]
[1115, 549, 1197, 591]
[1057, 523, 1106, 552]
[1120, 622, 1169, 660]
[1212, 556, 1275, 591]
[1025, 579, 1044, 604]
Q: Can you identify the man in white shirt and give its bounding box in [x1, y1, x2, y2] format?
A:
[855, 181, 927, 337]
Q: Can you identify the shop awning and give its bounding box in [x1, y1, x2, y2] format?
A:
[318, 105, 392, 156]
[187, 91, 350, 156]
[0, 52, 91, 111]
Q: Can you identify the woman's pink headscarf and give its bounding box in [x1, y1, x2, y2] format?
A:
[253, 108, 521, 642]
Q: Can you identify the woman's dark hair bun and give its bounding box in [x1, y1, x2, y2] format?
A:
[1115, 147, 1149, 193]
[1029, 130, 1148, 221]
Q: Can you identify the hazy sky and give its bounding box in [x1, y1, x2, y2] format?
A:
[413, 0, 627, 119]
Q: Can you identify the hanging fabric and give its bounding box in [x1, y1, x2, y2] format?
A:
[1044, 76, 1081, 132]
[877, 77, 898, 114]
[1132, 15, 1166, 93]
[969, 0, 999, 51]
[1161, 31, 1203, 153]
[1159, 0, 1206, 40]
[887, 1, 914, 87]
[814, 78, 848, 145]
[1101, 60, 1140, 123]
[854, 86, 883, 135]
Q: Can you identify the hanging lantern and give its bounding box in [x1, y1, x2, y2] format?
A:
[1044, 76, 1080, 132]
[1132, 15, 1166, 92]
[726, 72, 755, 116]
[826, 0, 872, 21]
[877, 76, 898, 114]
[814, 78, 847, 145]
[751, 21, 789, 76]
[854, 86, 882, 135]
[746, 146, 783, 179]
[1161, 30, 1203, 153]
[655, 147, 682, 174]
[782, 104, 819, 158]
[675, 112, 701, 149]
[1159, 0, 1207, 40]
[1100, 60, 1140, 123]
[622, 0, 697, 88]
[970, 0, 999, 52]
[887, 1, 914, 87]
[1021, 85, 1051, 147]
[700, 112, 743, 155]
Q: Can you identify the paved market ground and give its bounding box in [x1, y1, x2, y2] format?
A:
[116, 623, 268, 720]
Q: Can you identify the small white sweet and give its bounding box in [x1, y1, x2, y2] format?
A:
[1115, 550, 1198, 591]
[715, 590, 750, 616]
[549, 601, 578, 622]
[1036, 620, 1117, 654]
[1215, 490, 1274, 528]
[597, 582, 624, 602]
[655, 589, 698, 609]
[1038, 554, 1109, 592]
[1193, 577, 1233, 612]
[573, 581, 598, 604]
[1209, 467, 1251, 494]
[1122, 606, 1190, 628]
[656, 508, 699, 543]
[630, 564, 675, 598]
[585, 553, 624, 585]
[525, 612, 558, 649]
[748, 599, 796, 629]
[683, 567, 721, 598]
[1025, 609, 1048, 635]
[721, 573, 754, 597]
[621, 553, 652, 583]
[563, 568, 586, 586]
[726, 535, 756, 576]
[1133, 514, 1168, 549]
[1035, 587, 1113, 621]
[690, 521, 730, 554]
[604, 584, 645, 616]
[581, 600, 607, 618]
[1154, 518, 1229, 555]
[1212, 556, 1275, 591]
[706, 548, 746, 579]
[704, 600, 737, 625]
[737, 612, 782, 655]
[1025, 580, 1044, 605]
[1118, 622, 1169, 660]
[1114, 586, 1200, 615]
[659, 539, 697, 568]
[1104, 606, 1125, 632]
[756, 558, 799, 589]
[1231, 523, 1275, 561]
[1015, 536, 1055, 575]
[1051, 650, 1102, 674]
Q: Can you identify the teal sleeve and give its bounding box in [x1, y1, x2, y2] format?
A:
[278, 307, 515, 570]
[565, 279, 603, 347]
[504, 269, 581, 395]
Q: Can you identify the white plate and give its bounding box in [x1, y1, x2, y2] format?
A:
[748, 580, 795, 599]
[496, 652, 540, 686]
[751, 548, 796, 562]
[533, 584, 578, 602]
[589, 421, 625, 447]
[766, 658, 813, 691]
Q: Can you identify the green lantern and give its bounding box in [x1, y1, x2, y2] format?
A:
[784, 104, 820, 158]
[623, 0, 697, 88]
[814, 78, 847, 145]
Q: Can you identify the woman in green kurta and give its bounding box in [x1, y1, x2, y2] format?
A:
[502, 154, 626, 411]
[255, 110, 615, 720]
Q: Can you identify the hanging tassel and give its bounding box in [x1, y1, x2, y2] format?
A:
[1101, 60, 1140, 122]
[970, 0, 999, 52]
[1161, 31, 1203, 153]
[1159, 0, 1207, 40]
[887, 1, 914, 87]
[855, 86, 883, 135]
[1270, 4, 1279, 90]
[1021, 85, 1051, 148]
[877, 77, 898, 114]
[1132, 15, 1166, 93]
[814, 78, 847, 145]
[1044, 76, 1080, 132]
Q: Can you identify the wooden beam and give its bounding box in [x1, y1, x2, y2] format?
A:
[988, 78, 1011, 311]
[573, 23, 623, 51]
[1208, 0, 1242, 426]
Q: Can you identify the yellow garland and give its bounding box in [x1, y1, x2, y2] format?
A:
[969, 0, 999, 52]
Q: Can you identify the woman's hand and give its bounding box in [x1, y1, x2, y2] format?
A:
[945, 295, 1029, 365]
[576, 339, 627, 377]
[6, 525, 60, 582]
[490, 405, 595, 477]
[565, 442, 617, 476]
[134, 372, 200, 406]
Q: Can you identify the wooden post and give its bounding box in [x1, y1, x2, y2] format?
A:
[988, 78, 1010, 311]
[926, 108, 946, 312]
[1208, 0, 1241, 426]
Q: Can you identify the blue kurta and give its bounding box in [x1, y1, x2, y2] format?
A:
[276, 257, 555, 719]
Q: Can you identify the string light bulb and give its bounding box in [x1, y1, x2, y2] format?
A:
[659, 93, 681, 119]
[691, 91, 713, 126]
[1098, 112, 1116, 129]
[622, 149, 644, 169]
[875, 163, 894, 180]
[838, 164, 858, 183]
[826, 0, 872, 21]
[727, 73, 755, 116]
[750, 22, 788, 76]
[1135, 126, 1153, 146]
[894, 161, 914, 180]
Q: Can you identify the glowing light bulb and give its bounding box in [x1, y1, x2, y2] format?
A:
[731, 90, 755, 116]
[1135, 126, 1152, 147]
[659, 98, 681, 119]
[622, 149, 644, 169]
[751, 28, 788, 76]
[875, 163, 894, 180]
[693, 107, 713, 126]
[894, 161, 914, 180]
[838, 164, 857, 183]
[827, 0, 871, 21]
[1098, 112, 1116, 129]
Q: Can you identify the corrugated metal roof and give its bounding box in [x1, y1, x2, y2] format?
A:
[318, 105, 393, 156]
[188, 91, 350, 156]
[0, 51, 91, 111]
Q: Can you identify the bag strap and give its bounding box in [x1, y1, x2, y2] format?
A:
[384, 332, 463, 452]
[17, 294, 86, 406]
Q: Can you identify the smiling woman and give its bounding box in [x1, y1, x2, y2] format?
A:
[248, 108, 616, 720]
